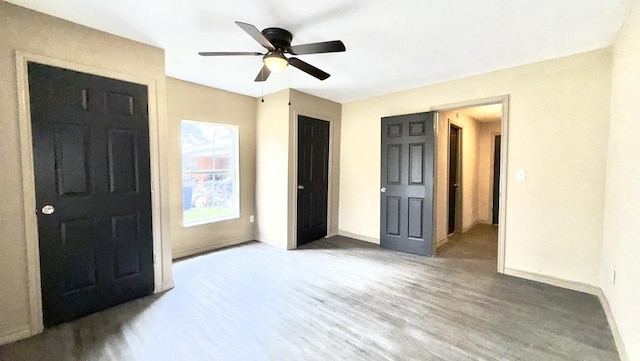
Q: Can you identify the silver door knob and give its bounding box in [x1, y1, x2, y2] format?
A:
[41, 205, 55, 215]
[454, 184, 460, 187]
[380, 187, 387, 193]
[297, 185, 304, 190]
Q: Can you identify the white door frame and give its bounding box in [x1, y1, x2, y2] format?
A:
[15, 51, 171, 336]
[430, 95, 509, 273]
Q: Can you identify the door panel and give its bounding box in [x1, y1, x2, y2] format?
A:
[380, 112, 435, 256]
[29, 62, 154, 327]
[54, 126, 91, 195]
[297, 116, 329, 246]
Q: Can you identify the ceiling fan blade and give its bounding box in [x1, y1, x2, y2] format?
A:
[199, 51, 264, 56]
[254, 65, 271, 82]
[288, 57, 330, 80]
[235, 21, 275, 51]
[288, 40, 345, 55]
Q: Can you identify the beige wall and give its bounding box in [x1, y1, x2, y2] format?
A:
[0, 3, 172, 343]
[477, 121, 502, 223]
[255, 89, 342, 249]
[340, 49, 611, 287]
[435, 111, 480, 242]
[600, 0, 640, 358]
[166, 78, 257, 258]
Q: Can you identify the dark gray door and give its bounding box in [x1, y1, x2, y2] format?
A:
[380, 112, 436, 256]
[297, 115, 329, 246]
[448, 124, 461, 234]
[29, 62, 154, 327]
[492, 135, 501, 225]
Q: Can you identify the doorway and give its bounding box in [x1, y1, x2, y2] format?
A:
[432, 97, 508, 272]
[448, 124, 462, 234]
[28, 62, 154, 327]
[296, 115, 330, 246]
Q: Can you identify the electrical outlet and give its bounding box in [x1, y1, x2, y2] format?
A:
[250, 215, 254, 223]
[612, 270, 616, 285]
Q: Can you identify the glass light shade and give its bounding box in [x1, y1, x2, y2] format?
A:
[264, 52, 288, 73]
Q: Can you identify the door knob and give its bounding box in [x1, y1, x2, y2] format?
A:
[454, 184, 460, 187]
[41, 205, 55, 215]
[380, 187, 387, 193]
[297, 185, 304, 190]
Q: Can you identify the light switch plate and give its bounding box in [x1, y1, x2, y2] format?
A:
[516, 170, 526, 182]
[250, 215, 255, 223]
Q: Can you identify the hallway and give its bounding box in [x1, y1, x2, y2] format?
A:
[437, 223, 498, 261]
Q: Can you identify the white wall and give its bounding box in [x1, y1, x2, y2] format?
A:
[340, 49, 611, 287]
[600, 0, 640, 358]
[255, 90, 291, 249]
[477, 121, 502, 223]
[166, 78, 257, 258]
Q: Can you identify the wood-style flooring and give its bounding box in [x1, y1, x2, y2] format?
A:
[437, 223, 498, 261]
[0, 227, 619, 360]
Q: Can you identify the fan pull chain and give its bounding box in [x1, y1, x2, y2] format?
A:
[288, 72, 291, 106]
[261, 70, 265, 103]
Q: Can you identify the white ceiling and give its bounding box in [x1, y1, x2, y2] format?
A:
[7, 0, 633, 103]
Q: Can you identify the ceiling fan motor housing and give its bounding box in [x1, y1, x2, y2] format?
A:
[261, 28, 293, 50]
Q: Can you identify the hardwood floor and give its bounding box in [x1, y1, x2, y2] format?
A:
[0, 234, 618, 360]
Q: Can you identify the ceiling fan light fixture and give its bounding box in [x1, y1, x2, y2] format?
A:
[264, 51, 288, 73]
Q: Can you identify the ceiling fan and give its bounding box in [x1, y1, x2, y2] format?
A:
[199, 21, 346, 82]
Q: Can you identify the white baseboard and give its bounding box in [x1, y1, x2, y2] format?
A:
[503, 268, 600, 295]
[436, 237, 449, 248]
[327, 231, 338, 238]
[172, 236, 254, 260]
[503, 268, 627, 359]
[462, 221, 479, 233]
[254, 235, 287, 249]
[158, 280, 175, 292]
[596, 290, 629, 361]
[337, 230, 379, 244]
[0, 327, 32, 346]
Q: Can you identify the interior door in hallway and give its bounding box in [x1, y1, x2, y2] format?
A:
[29, 62, 154, 327]
[448, 124, 461, 234]
[297, 115, 330, 246]
[380, 112, 436, 256]
[492, 135, 501, 224]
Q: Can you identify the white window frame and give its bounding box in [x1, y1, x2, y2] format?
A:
[181, 120, 240, 227]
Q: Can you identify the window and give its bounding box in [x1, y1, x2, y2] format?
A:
[181, 120, 239, 226]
